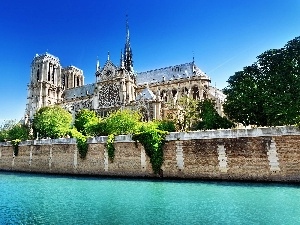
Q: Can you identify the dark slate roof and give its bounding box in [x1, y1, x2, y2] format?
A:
[136, 87, 156, 101]
[63, 84, 95, 101]
[136, 62, 209, 85]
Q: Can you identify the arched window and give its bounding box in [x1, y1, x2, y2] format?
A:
[52, 67, 55, 84]
[182, 87, 189, 96]
[160, 90, 167, 102]
[48, 63, 51, 81]
[139, 106, 148, 122]
[172, 89, 177, 98]
[62, 75, 65, 87]
[66, 75, 69, 89]
[192, 86, 199, 100]
[37, 69, 40, 81]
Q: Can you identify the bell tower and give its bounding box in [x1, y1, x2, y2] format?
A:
[25, 53, 63, 119]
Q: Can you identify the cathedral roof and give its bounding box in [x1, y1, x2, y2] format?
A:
[136, 87, 156, 101]
[63, 84, 95, 101]
[136, 62, 210, 85]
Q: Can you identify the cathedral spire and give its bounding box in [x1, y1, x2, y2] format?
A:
[120, 49, 124, 68]
[96, 56, 100, 72]
[124, 15, 133, 72]
[126, 15, 130, 45]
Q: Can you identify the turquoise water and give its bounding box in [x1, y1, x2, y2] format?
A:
[0, 172, 300, 225]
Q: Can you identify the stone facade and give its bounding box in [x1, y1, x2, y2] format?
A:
[25, 20, 225, 121]
[1, 126, 300, 182]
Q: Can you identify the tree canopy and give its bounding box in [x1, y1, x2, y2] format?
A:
[195, 99, 234, 130]
[32, 106, 72, 139]
[223, 36, 300, 126]
[0, 120, 29, 142]
[74, 109, 99, 136]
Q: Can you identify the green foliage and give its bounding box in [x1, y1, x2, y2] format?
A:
[68, 128, 88, 159]
[0, 120, 16, 142]
[176, 96, 199, 131]
[74, 109, 99, 136]
[133, 124, 167, 174]
[101, 109, 142, 161]
[11, 139, 21, 156]
[33, 106, 72, 139]
[0, 121, 30, 156]
[224, 36, 300, 126]
[155, 120, 176, 132]
[104, 109, 141, 135]
[106, 134, 115, 161]
[7, 123, 30, 141]
[195, 99, 234, 130]
[0, 132, 6, 142]
[88, 120, 109, 136]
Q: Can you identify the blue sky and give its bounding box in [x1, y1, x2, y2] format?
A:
[0, 0, 299, 122]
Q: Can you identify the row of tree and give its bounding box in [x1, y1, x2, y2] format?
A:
[0, 98, 233, 143]
[223, 36, 300, 126]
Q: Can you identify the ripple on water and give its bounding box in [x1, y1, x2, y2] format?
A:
[0, 172, 300, 224]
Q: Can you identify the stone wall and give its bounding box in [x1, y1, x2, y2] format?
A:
[1, 126, 300, 182]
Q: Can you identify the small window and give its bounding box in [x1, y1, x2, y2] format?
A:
[37, 69, 40, 81]
[192, 86, 199, 100]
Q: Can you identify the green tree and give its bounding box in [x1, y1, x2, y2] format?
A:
[195, 99, 234, 130]
[0, 120, 15, 142]
[32, 106, 72, 139]
[155, 119, 176, 132]
[104, 109, 141, 135]
[0, 120, 30, 142]
[74, 109, 99, 136]
[7, 123, 30, 141]
[176, 96, 198, 131]
[93, 109, 142, 161]
[223, 65, 263, 126]
[223, 36, 300, 126]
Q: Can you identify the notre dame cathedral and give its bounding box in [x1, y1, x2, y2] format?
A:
[25, 20, 225, 122]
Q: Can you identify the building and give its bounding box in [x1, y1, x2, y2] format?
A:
[25, 20, 225, 122]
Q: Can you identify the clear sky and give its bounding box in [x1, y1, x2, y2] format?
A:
[0, 0, 299, 122]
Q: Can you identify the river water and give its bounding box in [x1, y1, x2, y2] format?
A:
[0, 172, 299, 225]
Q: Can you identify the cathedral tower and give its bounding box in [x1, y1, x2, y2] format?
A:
[61, 66, 84, 89]
[25, 53, 64, 119]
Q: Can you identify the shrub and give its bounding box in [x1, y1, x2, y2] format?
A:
[155, 120, 176, 132]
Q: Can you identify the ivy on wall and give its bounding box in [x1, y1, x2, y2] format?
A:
[133, 124, 168, 174]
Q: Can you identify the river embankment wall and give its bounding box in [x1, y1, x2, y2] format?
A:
[1, 126, 300, 182]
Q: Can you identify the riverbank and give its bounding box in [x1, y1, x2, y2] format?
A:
[1, 126, 300, 182]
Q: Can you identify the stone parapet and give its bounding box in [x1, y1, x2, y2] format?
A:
[1, 126, 300, 182]
[166, 126, 300, 141]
